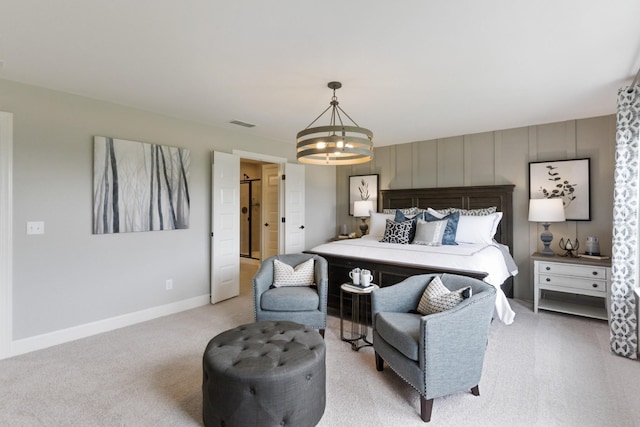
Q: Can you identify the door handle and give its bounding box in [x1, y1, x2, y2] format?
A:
[299, 225, 305, 229]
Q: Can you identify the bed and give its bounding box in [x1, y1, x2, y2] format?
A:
[306, 184, 517, 324]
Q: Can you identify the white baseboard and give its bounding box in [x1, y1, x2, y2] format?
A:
[9, 295, 210, 358]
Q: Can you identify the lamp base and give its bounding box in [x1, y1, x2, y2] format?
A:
[539, 223, 555, 256]
[359, 218, 368, 236]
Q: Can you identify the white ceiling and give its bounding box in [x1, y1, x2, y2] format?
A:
[1, 1, 639, 147]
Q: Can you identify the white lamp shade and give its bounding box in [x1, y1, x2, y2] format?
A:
[528, 198, 566, 222]
[353, 200, 374, 217]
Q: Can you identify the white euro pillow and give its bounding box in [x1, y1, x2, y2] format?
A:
[368, 211, 395, 237]
[455, 212, 503, 244]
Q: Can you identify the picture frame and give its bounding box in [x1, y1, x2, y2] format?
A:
[349, 174, 379, 216]
[529, 158, 591, 221]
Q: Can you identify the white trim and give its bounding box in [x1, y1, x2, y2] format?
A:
[10, 294, 209, 358]
[231, 149, 287, 165]
[0, 112, 13, 360]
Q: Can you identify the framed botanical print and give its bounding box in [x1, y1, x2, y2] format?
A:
[529, 158, 591, 221]
[349, 174, 378, 216]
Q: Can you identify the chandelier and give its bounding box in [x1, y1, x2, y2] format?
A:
[296, 81, 374, 165]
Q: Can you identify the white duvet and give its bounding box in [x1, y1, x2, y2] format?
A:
[310, 235, 517, 324]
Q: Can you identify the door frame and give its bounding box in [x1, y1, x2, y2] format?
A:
[0, 112, 13, 360]
[232, 150, 287, 253]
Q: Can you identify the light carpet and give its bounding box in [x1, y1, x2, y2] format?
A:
[1, 283, 639, 426]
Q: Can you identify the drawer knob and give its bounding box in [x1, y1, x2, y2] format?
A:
[546, 278, 551, 282]
[592, 283, 598, 288]
[545, 266, 551, 271]
[592, 271, 598, 276]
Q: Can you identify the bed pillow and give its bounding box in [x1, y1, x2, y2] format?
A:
[422, 211, 460, 245]
[449, 206, 497, 216]
[383, 207, 418, 215]
[380, 219, 413, 244]
[417, 276, 472, 315]
[272, 258, 315, 287]
[393, 210, 424, 241]
[412, 219, 447, 246]
[369, 212, 395, 237]
[455, 212, 503, 244]
[425, 207, 451, 217]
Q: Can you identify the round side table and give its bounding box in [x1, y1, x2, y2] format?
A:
[340, 283, 379, 351]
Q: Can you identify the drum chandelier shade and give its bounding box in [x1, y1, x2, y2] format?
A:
[296, 81, 374, 165]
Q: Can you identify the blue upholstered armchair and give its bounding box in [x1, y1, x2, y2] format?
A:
[253, 254, 328, 337]
[371, 273, 496, 422]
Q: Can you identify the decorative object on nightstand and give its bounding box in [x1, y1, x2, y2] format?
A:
[353, 200, 374, 236]
[528, 198, 566, 256]
[585, 236, 601, 256]
[558, 237, 579, 258]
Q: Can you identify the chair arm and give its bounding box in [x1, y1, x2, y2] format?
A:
[253, 257, 275, 317]
[313, 255, 329, 313]
[419, 286, 497, 399]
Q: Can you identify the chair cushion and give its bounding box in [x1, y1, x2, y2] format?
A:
[261, 286, 320, 312]
[417, 276, 471, 315]
[375, 312, 421, 361]
[273, 258, 315, 287]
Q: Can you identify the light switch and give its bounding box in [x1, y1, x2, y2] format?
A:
[26, 221, 45, 235]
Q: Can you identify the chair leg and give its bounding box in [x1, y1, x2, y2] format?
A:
[471, 385, 480, 396]
[375, 351, 384, 371]
[319, 328, 325, 338]
[420, 395, 433, 422]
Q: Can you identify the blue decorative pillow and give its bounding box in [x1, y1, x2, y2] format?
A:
[422, 211, 460, 245]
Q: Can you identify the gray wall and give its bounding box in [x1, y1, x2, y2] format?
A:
[1, 79, 335, 340]
[336, 116, 616, 300]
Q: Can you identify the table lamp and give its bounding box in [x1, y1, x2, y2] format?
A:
[353, 200, 375, 236]
[528, 198, 566, 256]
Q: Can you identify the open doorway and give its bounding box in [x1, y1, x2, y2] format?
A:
[238, 160, 280, 263]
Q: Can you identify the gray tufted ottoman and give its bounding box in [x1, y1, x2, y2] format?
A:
[202, 320, 326, 427]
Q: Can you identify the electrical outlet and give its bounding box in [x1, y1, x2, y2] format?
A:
[166, 279, 173, 290]
[26, 221, 45, 235]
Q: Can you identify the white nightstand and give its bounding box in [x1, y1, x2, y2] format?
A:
[532, 252, 611, 320]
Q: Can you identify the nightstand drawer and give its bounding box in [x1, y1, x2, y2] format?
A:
[537, 262, 607, 280]
[538, 274, 607, 293]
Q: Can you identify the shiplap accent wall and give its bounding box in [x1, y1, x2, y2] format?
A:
[336, 115, 616, 300]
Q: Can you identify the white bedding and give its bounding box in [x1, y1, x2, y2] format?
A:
[310, 235, 517, 324]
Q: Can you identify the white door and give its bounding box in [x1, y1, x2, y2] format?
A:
[261, 163, 279, 260]
[283, 163, 305, 254]
[211, 151, 240, 303]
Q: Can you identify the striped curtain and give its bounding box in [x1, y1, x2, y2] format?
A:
[611, 84, 640, 359]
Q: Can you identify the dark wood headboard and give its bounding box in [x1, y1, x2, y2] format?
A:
[380, 184, 515, 253]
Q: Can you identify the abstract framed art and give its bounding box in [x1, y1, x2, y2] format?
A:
[529, 158, 591, 221]
[93, 136, 191, 234]
[349, 174, 378, 216]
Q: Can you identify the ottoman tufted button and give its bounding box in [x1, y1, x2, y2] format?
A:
[306, 374, 312, 381]
[249, 386, 256, 395]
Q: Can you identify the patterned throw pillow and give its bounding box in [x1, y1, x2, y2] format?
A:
[422, 211, 460, 245]
[449, 206, 497, 216]
[383, 207, 419, 215]
[380, 219, 413, 244]
[412, 219, 447, 246]
[417, 276, 472, 315]
[273, 258, 315, 287]
[393, 210, 424, 241]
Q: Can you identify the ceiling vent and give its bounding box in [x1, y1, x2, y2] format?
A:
[230, 120, 256, 128]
